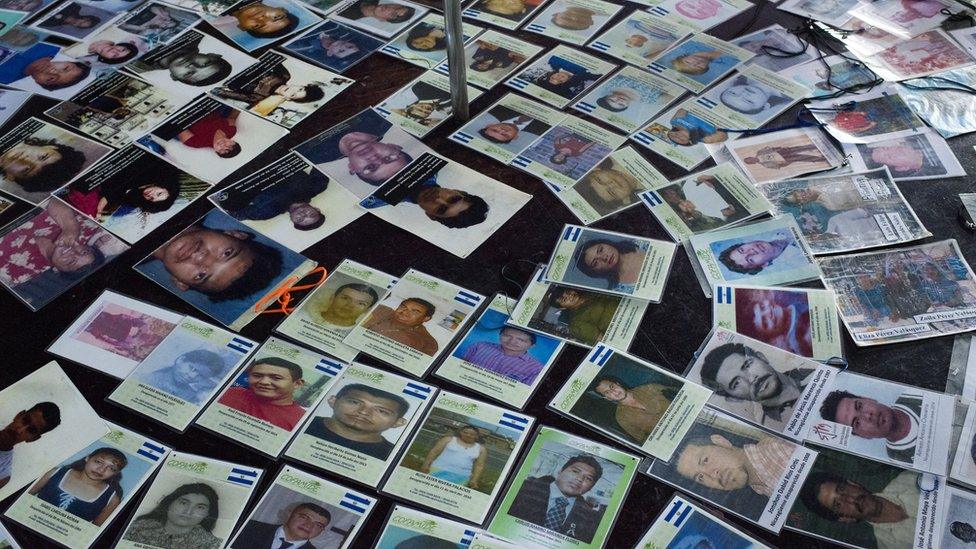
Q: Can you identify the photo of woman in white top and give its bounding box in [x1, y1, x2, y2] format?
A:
[420, 424, 487, 490]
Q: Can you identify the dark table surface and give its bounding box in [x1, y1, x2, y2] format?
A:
[1, 1, 974, 547]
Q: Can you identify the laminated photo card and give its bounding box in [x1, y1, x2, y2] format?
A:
[861, 29, 975, 81]
[432, 29, 542, 91]
[45, 72, 186, 148]
[644, 407, 817, 533]
[434, 293, 564, 409]
[196, 336, 343, 457]
[711, 283, 844, 362]
[375, 70, 483, 138]
[692, 64, 810, 131]
[819, 239, 976, 345]
[638, 162, 772, 242]
[47, 289, 182, 379]
[461, 0, 548, 30]
[159, 0, 237, 15]
[4, 424, 169, 549]
[848, 0, 954, 39]
[343, 268, 485, 377]
[786, 446, 943, 549]
[210, 50, 354, 129]
[206, 0, 319, 52]
[686, 328, 839, 440]
[382, 391, 534, 524]
[514, 115, 626, 189]
[330, 0, 428, 39]
[282, 19, 384, 73]
[587, 10, 695, 69]
[226, 465, 375, 549]
[374, 505, 480, 548]
[808, 86, 925, 144]
[646, 0, 753, 32]
[522, 0, 622, 46]
[0, 117, 111, 204]
[284, 362, 435, 487]
[843, 128, 966, 182]
[380, 13, 484, 69]
[449, 93, 568, 164]
[550, 343, 712, 459]
[113, 3, 201, 45]
[0, 89, 30, 128]
[357, 153, 532, 259]
[806, 370, 955, 475]
[54, 146, 211, 244]
[557, 146, 669, 226]
[505, 45, 617, 109]
[135, 96, 288, 184]
[777, 0, 860, 27]
[0, 362, 109, 502]
[544, 224, 677, 302]
[781, 54, 878, 98]
[896, 64, 976, 139]
[0, 198, 128, 311]
[631, 101, 735, 170]
[123, 30, 257, 98]
[733, 24, 820, 72]
[570, 65, 685, 134]
[29, 1, 115, 42]
[487, 425, 640, 549]
[635, 494, 773, 548]
[758, 167, 930, 254]
[108, 316, 256, 431]
[209, 152, 364, 253]
[133, 208, 318, 330]
[645, 33, 753, 94]
[0, 43, 97, 100]
[950, 401, 976, 489]
[938, 486, 976, 549]
[726, 127, 844, 185]
[114, 452, 262, 549]
[509, 263, 650, 348]
[60, 26, 151, 76]
[275, 259, 397, 362]
[0, 521, 19, 549]
[686, 215, 821, 297]
[470, 532, 519, 548]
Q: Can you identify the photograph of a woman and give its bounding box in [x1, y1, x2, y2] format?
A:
[420, 424, 487, 490]
[29, 447, 128, 525]
[122, 482, 222, 549]
[574, 237, 649, 293]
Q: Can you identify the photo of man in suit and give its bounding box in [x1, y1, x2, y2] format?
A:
[234, 502, 331, 549]
[506, 454, 604, 543]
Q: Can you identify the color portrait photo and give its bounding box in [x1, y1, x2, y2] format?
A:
[283, 20, 383, 73]
[208, 0, 318, 51]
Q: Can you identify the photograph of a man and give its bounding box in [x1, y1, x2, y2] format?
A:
[671, 430, 794, 498]
[476, 104, 549, 151]
[218, 356, 307, 431]
[304, 383, 409, 460]
[818, 389, 923, 464]
[235, 502, 331, 549]
[573, 364, 680, 445]
[507, 454, 605, 543]
[308, 282, 379, 330]
[461, 326, 545, 384]
[362, 297, 439, 355]
[0, 402, 61, 489]
[542, 286, 620, 345]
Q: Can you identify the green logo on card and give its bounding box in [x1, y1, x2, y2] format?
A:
[342, 265, 373, 280]
[561, 379, 586, 408]
[439, 399, 477, 414]
[391, 516, 438, 534]
[281, 472, 321, 493]
[181, 320, 214, 337]
[266, 339, 301, 360]
[347, 368, 384, 384]
[105, 430, 125, 444]
[168, 459, 208, 473]
[403, 274, 439, 291]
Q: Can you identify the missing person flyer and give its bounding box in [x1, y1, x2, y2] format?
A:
[284, 362, 436, 487]
[276, 259, 397, 361]
[806, 371, 954, 475]
[375, 70, 483, 138]
[557, 146, 668, 226]
[550, 343, 711, 460]
[434, 29, 543, 91]
[5, 424, 169, 549]
[509, 264, 649, 348]
[449, 93, 568, 164]
[545, 224, 677, 302]
[227, 465, 376, 549]
[686, 215, 821, 298]
[344, 269, 485, 377]
[523, 0, 623, 46]
[513, 116, 626, 189]
[571, 65, 685, 135]
[631, 101, 734, 171]
[694, 64, 810, 130]
[639, 163, 772, 242]
[115, 452, 262, 549]
[487, 425, 639, 549]
[644, 407, 817, 533]
[196, 336, 343, 457]
[686, 328, 838, 441]
[712, 284, 844, 362]
[505, 45, 618, 109]
[380, 14, 484, 70]
[108, 316, 257, 432]
[382, 391, 534, 524]
[636, 494, 772, 548]
[434, 293, 564, 409]
[588, 11, 695, 69]
[646, 33, 753, 94]
[786, 446, 943, 549]
[374, 505, 478, 548]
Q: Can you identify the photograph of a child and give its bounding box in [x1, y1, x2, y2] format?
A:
[521, 125, 612, 181]
[209, 0, 318, 52]
[233, 483, 360, 549]
[27, 440, 152, 526]
[400, 407, 518, 495]
[282, 19, 383, 73]
[451, 308, 561, 386]
[70, 300, 178, 362]
[0, 42, 98, 100]
[133, 330, 242, 405]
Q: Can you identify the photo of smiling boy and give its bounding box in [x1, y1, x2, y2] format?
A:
[305, 383, 409, 460]
[217, 356, 307, 431]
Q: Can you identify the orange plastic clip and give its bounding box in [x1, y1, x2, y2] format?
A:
[254, 266, 329, 316]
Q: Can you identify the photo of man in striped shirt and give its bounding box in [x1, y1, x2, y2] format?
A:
[461, 326, 546, 384]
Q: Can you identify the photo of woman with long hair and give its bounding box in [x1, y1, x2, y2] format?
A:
[574, 237, 649, 293]
[122, 482, 222, 548]
[28, 447, 128, 525]
[420, 424, 487, 490]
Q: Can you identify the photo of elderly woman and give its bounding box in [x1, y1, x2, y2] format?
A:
[122, 482, 224, 548]
[569, 150, 650, 219]
[0, 198, 127, 310]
